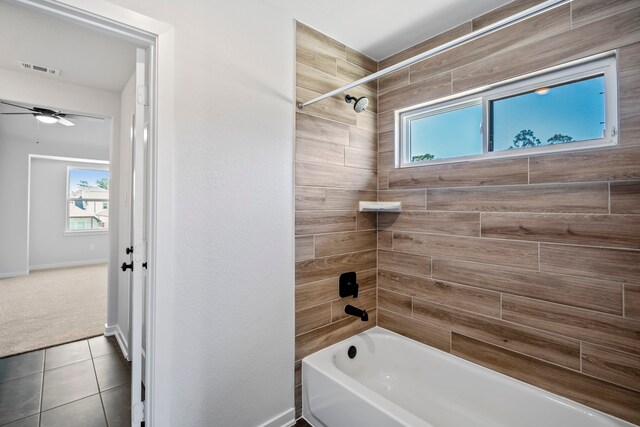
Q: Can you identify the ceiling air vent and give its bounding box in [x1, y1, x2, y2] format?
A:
[17, 60, 61, 77]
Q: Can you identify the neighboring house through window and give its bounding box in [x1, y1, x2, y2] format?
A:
[66, 167, 110, 232]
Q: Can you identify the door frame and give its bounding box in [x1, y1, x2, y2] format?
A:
[9, 1, 175, 425]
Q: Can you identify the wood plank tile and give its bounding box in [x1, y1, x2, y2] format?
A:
[378, 111, 395, 133]
[378, 130, 395, 153]
[295, 384, 301, 416]
[349, 127, 377, 151]
[331, 289, 376, 322]
[295, 310, 375, 360]
[379, 211, 480, 236]
[295, 268, 376, 310]
[296, 43, 336, 77]
[378, 309, 450, 352]
[296, 112, 349, 146]
[582, 343, 640, 392]
[295, 250, 376, 285]
[378, 250, 431, 278]
[411, 5, 570, 84]
[394, 232, 539, 270]
[325, 189, 377, 210]
[378, 169, 390, 190]
[428, 183, 609, 213]
[528, 146, 640, 183]
[295, 186, 325, 211]
[297, 87, 356, 126]
[572, 0, 640, 27]
[433, 258, 623, 315]
[378, 269, 501, 317]
[378, 151, 395, 172]
[378, 231, 393, 249]
[452, 7, 640, 93]
[296, 138, 345, 166]
[502, 294, 640, 355]
[389, 158, 528, 189]
[379, 71, 451, 113]
[413, 299, 580, 368]
[378, 190, 425, 210]
[472, 0, 546, 30]
[611, 181, 640, 214]
[379, 69, 409, 95]
[357, 212, 377, 231]
[451, 333, 640, 426]
[619, 42, 640, 146]
[346, 47, 377, 73]
[314, 231, 376, 258]
[296, 161, 377, 190]
[296, 22, 346, 60]
[337, 58, 377, 93]
[295, 211, 355, 235]
[295, 236, 314, 262]
[345, 147, 377, 170]
[482, 213, 640, 249]
[295, 360, 301, 386]
[378, 288, 412, 316]
[295, 303, 331, 335]
[626, 285, 640, 319]
[540, 243, 640, 283]
[379, 22, 472, 69]
[356, 109, 377, 131]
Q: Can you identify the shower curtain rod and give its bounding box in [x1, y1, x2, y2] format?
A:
[297, 0, 570, 110]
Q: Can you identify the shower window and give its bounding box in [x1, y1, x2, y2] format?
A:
[398, 54, 617, 167]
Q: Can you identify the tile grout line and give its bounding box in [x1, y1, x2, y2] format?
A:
[38, 349, 45, 427]
[88, 340, 110, 427]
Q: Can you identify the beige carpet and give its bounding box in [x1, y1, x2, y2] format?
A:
[0, 264, 107, 358]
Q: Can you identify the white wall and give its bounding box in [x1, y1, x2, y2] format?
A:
[103, 1, 296, 426]
[29, 158, 110, 269]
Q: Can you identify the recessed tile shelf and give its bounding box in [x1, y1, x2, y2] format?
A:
[358, 201, 402, 212]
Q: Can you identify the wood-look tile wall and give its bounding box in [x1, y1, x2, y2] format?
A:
[294, 22, 378, 418]
[375, 0, 640, 423]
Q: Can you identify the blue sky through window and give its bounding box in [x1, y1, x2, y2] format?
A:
[69, 168, 109, 196]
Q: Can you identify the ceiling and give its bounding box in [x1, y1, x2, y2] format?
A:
[260, 0, 514, 60]
[0, 1, 138, 92]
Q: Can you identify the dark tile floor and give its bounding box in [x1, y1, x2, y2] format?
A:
[293, 418, 312, 427]
[0, 336, 131, 427]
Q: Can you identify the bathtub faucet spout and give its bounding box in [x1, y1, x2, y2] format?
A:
[344, 304, 368, 321]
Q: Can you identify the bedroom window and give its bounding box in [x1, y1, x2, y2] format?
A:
[66, 167, 110, 232]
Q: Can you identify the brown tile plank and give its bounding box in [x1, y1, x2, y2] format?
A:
[345, 147, 377, 170]
[428, 183, 609, 213]
[296, 112, 349, 146]
[295, 236, 314, 262]
[349, 127, 377, 151]
[451, 333, 640, 425]
[378, 169, 389, 190]
[295, 186, 325, 211]
[432, 258, 623, 315]
[378, 190, 425, 210]
[378, 269, 501, 317]
[502, 294, 640, 355]
[379, 68, 409, 95]
[378, 288, 412, 316]
[295, 268, 376, 310]
[540, 243, 640, 283]
[296, 44, 337, 77]
[295, 250, 376, 285]
[378, 309, 451, 352]
[331, 289, 376, 322]
[481, 213, 640, 249]
[295, 310, 375, 360]
[346, 47, 377, 73]
[297, 87, 356, 126]
[337, 58, 377, 93]
[378, 250, 431, 278]
[357, 212, 377, 231]
[295, 210, 356, 235]
[295, 303, 331, 335]
[627, 285, 640, 319]
[393, 232, 539, 270]
[314, 231, 376, 258]
[472, 0, 547, 30]
[325, 189, 377, 210]
[528, 146, 640, 183]
[378, 151, 395, 172]
[413, 299, 580, 368]
[619, 42, 640, 146]
[379, 211, 480, 237]
[582, 343, 640, 392]
[611, 181, 640, 214]
[296, 161, 377, 190]
[389, 158, 528, 189]
[572, 0, 640, 27]
[296, 138, 345, 166]
[378, 130, 395, 153]
[379, 71, 451, 113]
[296, 23, 346, 60]
[378, 111, 395, 133]
[356, 110, 377, 131]
[294, 360, 301, 386]
[378, 231, 393, 249]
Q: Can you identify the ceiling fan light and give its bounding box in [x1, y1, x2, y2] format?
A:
[35, 114, 58, 124]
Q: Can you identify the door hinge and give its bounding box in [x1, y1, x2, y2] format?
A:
[133, 401, 145, 422]
[136, 85, 149, 106]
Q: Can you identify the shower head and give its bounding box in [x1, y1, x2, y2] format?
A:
[345, 94, 369, 113]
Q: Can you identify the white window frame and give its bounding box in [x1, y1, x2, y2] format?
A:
[397, 52, 618, 168]
[65, 165, 110, 234]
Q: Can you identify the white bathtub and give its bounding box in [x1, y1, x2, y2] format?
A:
[302, 327, 636, 427]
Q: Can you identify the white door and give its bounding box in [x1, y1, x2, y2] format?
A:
[130, 47, 147, 425]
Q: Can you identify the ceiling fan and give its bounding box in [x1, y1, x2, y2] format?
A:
[0, 100, 103, 127]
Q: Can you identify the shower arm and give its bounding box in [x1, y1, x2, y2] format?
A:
[297, 0, 570, 110]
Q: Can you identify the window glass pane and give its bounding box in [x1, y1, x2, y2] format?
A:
[408, 103, 482, 162]
[68, 168, 109, 199]
[68, 201, 109, 231]
[490, 75, 605, 152]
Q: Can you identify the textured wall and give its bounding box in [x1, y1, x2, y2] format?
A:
[375, 0, 640, 424]
[294, 22, 378, 418]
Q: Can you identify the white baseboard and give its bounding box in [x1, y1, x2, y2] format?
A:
[0, 270, 29, 279]
[30, 259, 108, 271]
[104, 323, 130, 360]
[258, 408, 295, 427]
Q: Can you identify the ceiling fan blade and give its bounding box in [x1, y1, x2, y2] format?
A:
[1, 101, 36, 112]
[1, 112, 35, 115]
[64, 113, 104, 121]
[56, 117, 75, 126]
